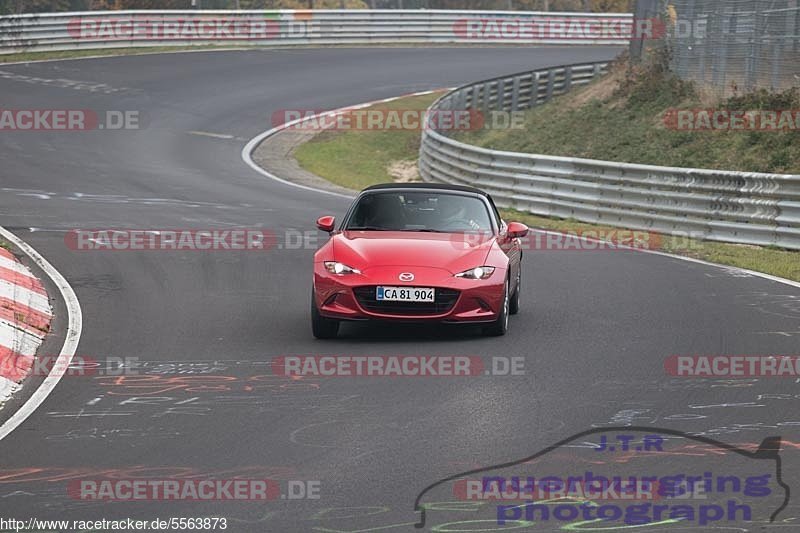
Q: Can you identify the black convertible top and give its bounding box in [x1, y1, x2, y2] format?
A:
[362, 182, 488, 196]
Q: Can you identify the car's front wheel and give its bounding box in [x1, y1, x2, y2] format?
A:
[311, 291, 339, 339]
[483, 279, 509, 337]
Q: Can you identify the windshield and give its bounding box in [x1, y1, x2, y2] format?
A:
[344, 191, 494, 233]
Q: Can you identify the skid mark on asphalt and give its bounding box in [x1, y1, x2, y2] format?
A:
[0, 69, 137, 94]
[290, 421, 340, 449]
[704, 268, 755, 279]
[561, 375, 800, 447]
[36, 357, 392, 472]
[45, 426, 181, 441]
[40, 359, 356, 425]
[735, 292, 800, 320]
[756, 331, 798, 337]
[3, 188, 263, 211]
[46, 391, 359, 420]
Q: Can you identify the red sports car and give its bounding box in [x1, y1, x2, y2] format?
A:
[311, 183, 529, 338]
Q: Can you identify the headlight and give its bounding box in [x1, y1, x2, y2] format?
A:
[324, 261, 361, 275]
[455, 266, 495, 279]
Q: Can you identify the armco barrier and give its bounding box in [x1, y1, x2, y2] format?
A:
[0, 10, 634, 54]
[419, 62, 800, 250]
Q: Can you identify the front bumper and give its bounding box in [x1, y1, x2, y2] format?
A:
[313, 264, 505, 323]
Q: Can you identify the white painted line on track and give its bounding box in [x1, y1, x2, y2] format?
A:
[0, 226, 82, 442]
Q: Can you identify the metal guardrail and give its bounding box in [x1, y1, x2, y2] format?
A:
[419, 62, 800, 250]
[0, 10, 633, 54]
[10, 10, 797, 250]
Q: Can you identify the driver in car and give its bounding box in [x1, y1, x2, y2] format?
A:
[438, 195, 484, 231]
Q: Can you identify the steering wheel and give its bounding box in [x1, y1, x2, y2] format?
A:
[440, 219, 480, 231]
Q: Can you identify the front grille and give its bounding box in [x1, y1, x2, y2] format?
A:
[353, 286, 460, 316]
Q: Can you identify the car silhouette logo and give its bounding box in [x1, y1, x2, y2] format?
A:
[399, 272, 415, 282]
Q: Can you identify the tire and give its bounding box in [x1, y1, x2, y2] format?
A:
[483, 279, 510, 337]
[509, 266, 521, 316]
[311, 291, 339, 339]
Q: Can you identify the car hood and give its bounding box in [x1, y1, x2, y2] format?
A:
[333, 231, 496, 274]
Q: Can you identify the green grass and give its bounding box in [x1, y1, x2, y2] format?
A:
[294, 92, 440, 191]
[457, 62, 800, 174]
[291, 93, 800, 282]
[502, 210, 800, 281]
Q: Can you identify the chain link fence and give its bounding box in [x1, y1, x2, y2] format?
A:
[666, 0, 800, 93]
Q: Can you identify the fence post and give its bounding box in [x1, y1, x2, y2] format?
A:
[511, 76, 521, 111]
[795, 0, 800, 53]
[564, 66, 573, 94]
[776, 1, 798, 89]
[713, 7, 731, 90]
[457, 89, 468, 114]
[532, 71, 541, 105]
[746, 1, 764, 91]
[770, 34, 782, 90]
[483, 81, 494, 113]
[686, 0, 704, 84]
[545, 69, 556, 101]
[630, 0, 665, 62]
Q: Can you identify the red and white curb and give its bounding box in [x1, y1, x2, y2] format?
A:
[0, 226, 80, 442]
[0, 246, 53, 405]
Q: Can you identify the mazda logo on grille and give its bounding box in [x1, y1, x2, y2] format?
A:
[398, 272, 415, 282]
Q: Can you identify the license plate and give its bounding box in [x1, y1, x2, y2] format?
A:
[376, 286, 435, 303]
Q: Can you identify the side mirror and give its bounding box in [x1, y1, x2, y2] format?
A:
[316, 215, 336, 233]
[506, 222, 529, 239]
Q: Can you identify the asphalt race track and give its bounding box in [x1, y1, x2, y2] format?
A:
[1, 46, 800, 531]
